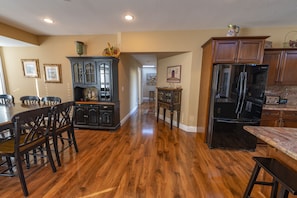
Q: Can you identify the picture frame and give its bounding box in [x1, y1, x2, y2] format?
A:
[146, 73, 157, 86]
[44, 64, 62, 83]
[167, 65, 181, 83]
[21, 59, 40, 78]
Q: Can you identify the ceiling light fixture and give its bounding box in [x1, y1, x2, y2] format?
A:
[124, 14, 134, 21]
[43, 18, 54, 24]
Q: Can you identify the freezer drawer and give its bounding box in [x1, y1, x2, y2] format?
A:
[208, 119, 258, 151]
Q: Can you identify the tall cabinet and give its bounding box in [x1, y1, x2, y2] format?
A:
[196, 36, 268, 141]
[67, 56, 120, 130]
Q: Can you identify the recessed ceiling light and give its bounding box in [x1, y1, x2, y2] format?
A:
[43, 18, 54, 24]
[124, 14, 134, 21]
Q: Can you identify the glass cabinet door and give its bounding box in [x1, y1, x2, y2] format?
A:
[73, 62, 84, 84]
[84, 62, 96, 84]
[99, 62, 111, 101]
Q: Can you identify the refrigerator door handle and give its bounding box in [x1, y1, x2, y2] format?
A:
[216, 119, 259, 124]
[235, 72, 244, 114]
[238, 72, 247, 115]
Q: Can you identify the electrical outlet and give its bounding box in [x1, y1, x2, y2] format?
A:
[265, 96, 280, 104]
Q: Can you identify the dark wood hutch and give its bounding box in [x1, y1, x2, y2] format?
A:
[67, 56, 120, 130]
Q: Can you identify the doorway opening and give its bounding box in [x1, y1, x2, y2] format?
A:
[142, 65, 156, 103]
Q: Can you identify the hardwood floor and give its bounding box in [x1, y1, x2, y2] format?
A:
[0, 102, 267, 198]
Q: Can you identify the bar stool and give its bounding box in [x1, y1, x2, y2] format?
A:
[243, 157, 297, 198]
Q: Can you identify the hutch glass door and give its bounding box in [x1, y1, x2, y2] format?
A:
[99, 62, 111, 101]
[84, 62, 96, 84]
[73, 62, 84, 84]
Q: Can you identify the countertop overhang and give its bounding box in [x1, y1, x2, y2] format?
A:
[244, 126, 297, 160]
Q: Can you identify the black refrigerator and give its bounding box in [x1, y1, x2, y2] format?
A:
[207, 64, 269, 150]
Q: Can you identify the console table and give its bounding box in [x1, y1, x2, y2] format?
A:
[156, 87, 182, 129]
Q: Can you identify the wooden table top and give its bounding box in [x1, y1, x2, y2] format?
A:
[244, 126, 297, 161]
[0, 103, 41, 126]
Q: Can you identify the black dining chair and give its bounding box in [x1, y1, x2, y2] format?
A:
[0, 94, 14, 105]
[50, 101, 78, 166]
[41, 96, 61, 106]
[0, 106, 56, 196]
[0, 122, 14, 176]
[20, 96, 40, 105]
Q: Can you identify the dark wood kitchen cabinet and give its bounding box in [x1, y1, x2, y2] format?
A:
[263, 49, 297, 86]
[261, 109, 297, 128]
[213, 37, 268, 64]
[282, 111, 297, 127]
[197, 36, 269, 141]
[68, 56, 120, 130]
[260, 110, 281, 127]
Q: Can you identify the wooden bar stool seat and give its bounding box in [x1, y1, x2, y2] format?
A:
[243, 157, 297, 198]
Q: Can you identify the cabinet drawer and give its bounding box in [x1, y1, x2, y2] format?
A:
[100, 105, 114, 110]
[282, 111, 297, 120]
[260, 120, 279, 127]
[261, 110, 280, 120]
[76, 104, 99, 108]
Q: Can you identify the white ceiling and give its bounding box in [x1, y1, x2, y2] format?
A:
[1, 0, 297, 65]
[1, 0, 297, 36]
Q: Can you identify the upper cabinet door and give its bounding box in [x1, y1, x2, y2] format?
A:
[99, 61, 112, 102]
[72, 60, 97, 85]
[72, 61, 84, 84]
[84, 61, 97, 85]
[213, 40, 239, 63]
[263, 49, 297, 86]
[237, 39, 265, 64]
[279, 50, 297, 85]
[263, 50, 282, 86]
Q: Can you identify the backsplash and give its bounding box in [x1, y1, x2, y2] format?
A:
[265, 86, 297, 105]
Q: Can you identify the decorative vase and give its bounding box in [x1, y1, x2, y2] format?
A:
[76, 41, 84, 56]
[226, 24, 240, 37]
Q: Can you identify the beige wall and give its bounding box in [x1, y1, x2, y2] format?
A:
[1, 35, 118, 102]
[117, 53, 141, 120]
[1, 26, 297, 132]
[157, 52, 195, 129]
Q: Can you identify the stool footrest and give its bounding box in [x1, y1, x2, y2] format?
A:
[254, 181, 274, 186]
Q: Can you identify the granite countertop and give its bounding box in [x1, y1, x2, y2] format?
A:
[244, 126, 297, 160]
[262, 104, 297, 111]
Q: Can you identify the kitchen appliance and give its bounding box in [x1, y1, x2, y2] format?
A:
[207, 64, 269, 150]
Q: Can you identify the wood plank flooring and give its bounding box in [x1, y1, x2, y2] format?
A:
[0, 102, 268, 197]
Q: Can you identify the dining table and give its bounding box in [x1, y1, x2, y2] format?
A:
[0, 103, 41, 126]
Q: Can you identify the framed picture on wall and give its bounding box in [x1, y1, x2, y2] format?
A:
[44, 64, 62, 83]
[146, 73, 157, 86]
[21, 59, 40, 78]
[167, 65, 181, 83]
